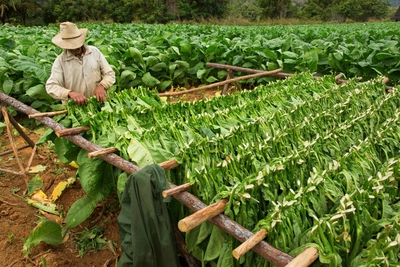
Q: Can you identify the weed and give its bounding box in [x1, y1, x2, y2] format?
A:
[73, 226, 108, 258]
[7, 232, 15, 244]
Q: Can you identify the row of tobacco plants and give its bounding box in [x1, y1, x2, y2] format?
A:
[32, 72, 400, 266]
[1, 22, 400, 115]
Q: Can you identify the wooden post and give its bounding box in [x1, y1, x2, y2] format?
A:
[284, 247, 318, 267]
[232, 229, 267, 259]
[162, 182, 191, 198]
[6, 110, 35, 148]
[88, 147, 118, 158]
[28, 110, 68, 118]
[55, 126, 90, 137]
[178, 198, 228, 232]
[158, 159, 180, 170]
[24, 144, 37, 173]
[334, 73, 343, 81]
[382, 77, 389, 84]
[1, 106, 25, 174]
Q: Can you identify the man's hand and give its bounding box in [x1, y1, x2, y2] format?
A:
[68, 91, 88, 106]
[93, 85, 108, 103]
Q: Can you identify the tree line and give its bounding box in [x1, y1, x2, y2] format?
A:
[0, 0, 393, 25]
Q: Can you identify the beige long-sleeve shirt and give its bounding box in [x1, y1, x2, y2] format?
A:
[46, 45, 115, 104]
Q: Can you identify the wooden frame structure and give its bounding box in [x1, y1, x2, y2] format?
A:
[0, 104, 37, 177]
[0, 64, 342, 266]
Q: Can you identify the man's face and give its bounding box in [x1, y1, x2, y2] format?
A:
[68, 46, 83, 56]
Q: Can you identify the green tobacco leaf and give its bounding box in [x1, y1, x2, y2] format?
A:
[27, 174, 43, 195]
[127, 138, 154, 167]
[22, 219, 62, 255]
[117, 172, 128, 199]
[26, 84, 52, 100]
[127, 47, 144, 64]
[142, 72, 160, 87]
[204, 226, 226, 261]
[2, 79, 13, 94]
[66, 196, 99, 229]
[77, 151, 115, 200]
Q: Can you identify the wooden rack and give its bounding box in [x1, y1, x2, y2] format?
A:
[0, 86, 320, 266]
[0, 104, 36, 178]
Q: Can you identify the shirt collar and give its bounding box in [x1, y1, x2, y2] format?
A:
[63, 45, 92, 60]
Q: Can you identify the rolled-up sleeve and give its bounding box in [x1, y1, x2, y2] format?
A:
[46, 57, 71, 102]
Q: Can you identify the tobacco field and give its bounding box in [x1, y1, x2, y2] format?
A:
[1, 22, 400, 267]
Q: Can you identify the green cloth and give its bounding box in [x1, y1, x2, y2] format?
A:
[117, 164, 179, 267]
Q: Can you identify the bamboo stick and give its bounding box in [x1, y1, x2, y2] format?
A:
[159, 69, 282, 97]
[55, 126, 90, 137]
[284, 247, 318, 267]
[88, 147, 118, 158]
[162, 183, 191, 198]
[0, 92, 294, 267]
[232, 229, 267, 260]
[28, 110, 68, 118]
[178, 198, 228, 232]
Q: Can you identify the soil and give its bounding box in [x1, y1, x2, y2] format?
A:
[0, 86, 238, 267]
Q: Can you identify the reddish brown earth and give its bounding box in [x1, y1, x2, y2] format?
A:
[0, 87, 234, 267]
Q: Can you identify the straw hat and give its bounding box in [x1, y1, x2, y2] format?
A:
[52, 22, 88, 50]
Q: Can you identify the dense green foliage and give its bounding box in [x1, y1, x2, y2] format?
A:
[0, 0, 391, 25]
[1, 22, 400, 115]
[58, 72, 400, 266]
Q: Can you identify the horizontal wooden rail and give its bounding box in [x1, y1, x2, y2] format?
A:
[206, 62, 394, 92]
[159, 68, 282, 97]
[0, 92, 294, 267]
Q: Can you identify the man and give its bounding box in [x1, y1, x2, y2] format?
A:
[46, 22, 115, 106]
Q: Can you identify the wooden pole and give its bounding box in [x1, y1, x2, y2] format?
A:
[178, 199, 228, 232]
[0, 92, 294, 267]
[284, 247, 318, 267]
[162, 182, 192, 198]
[206, 62, 292, 79]
[88, 147, 118, 158]
[55, 126, 90, 137]
[28, 110, 68, 118]
[232, 229, 267, 259]
[0, 167, 24, 176]
[6, 111, 35, 148]
[0, 144, 30, 156]
[159, 69, 283, 97]
[24, 144, 37, 173]
[2, 106, 25, 174]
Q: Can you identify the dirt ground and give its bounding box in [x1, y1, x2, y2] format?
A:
[0, 86, 239, 267]
[0, 128, 122, 267]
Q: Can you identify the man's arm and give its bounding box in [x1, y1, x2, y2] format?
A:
[45, 57, 71, 102]
[98, 51, 116, 90]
